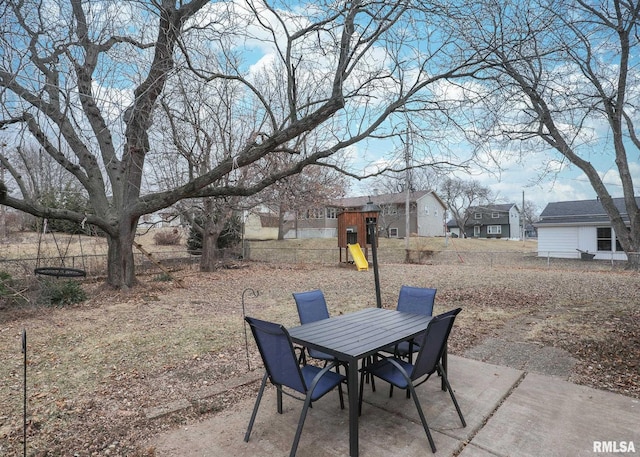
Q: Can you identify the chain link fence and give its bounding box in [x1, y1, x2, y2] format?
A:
[0, 242, 631, 282]
[244, 242, 630, 272]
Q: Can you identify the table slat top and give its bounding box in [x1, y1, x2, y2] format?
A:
[288, 308, 432, 360]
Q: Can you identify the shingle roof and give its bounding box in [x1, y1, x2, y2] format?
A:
[330, 191, 440, 209]
[468, 203, 517, 213]
[536, 197, 639, 225]
[446, 203, 517, 228]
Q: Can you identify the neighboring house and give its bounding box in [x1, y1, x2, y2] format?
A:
[287, 191, 447, 239]
[447, 203, 521, 239]
[243, 211, 280, 240]
[535, 197, 638, 260]
[524, 223, 538, 239]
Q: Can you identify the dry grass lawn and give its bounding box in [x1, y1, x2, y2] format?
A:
[0, 236, 638, 456]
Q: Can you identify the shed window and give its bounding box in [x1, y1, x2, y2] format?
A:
[597, 227, 623, 251]
[389, 227, 398, 238]
[597, 227, 611, 251]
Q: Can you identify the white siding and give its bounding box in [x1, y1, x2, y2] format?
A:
[538, 225, 628, 260]
[509, 206, 521, 240]
[416, 194, 445, 237]
[244, 213, 279, 240]
[538, 226, 579, 258]
[577, 226, 597, 253]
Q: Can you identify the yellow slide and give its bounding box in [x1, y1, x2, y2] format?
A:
[348, 243, 369, 271]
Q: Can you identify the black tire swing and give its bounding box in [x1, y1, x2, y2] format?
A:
[34, 218, 87, 278]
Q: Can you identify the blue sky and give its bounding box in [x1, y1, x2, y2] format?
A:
[345, 134, 640, 215]
[4, 0, 637, 219]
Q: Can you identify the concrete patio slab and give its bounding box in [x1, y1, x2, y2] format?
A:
[149, 355, 523, 456]
[460, 372, 640, 457]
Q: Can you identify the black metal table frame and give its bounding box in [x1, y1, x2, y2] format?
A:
[288, 307, 436, 457]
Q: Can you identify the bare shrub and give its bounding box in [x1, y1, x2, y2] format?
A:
[153, 229, 182, 246]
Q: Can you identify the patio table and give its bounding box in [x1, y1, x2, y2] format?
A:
[288, 307, 433, 457]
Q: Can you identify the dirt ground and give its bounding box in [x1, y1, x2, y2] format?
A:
[1, 259, 639, 456]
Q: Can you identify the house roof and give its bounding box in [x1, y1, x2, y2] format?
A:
[446, 203, 518, 228]
[468, 203, 518, 213]
[330, 191, 445, 209]
[536, 197, 639, 226]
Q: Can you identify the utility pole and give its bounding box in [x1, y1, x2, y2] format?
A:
[521, 190, 525, 242]
[0, 142, 6, 241]
[404, 129, 411, 250]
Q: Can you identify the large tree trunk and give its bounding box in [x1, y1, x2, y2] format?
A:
[199, 199, 221, 272]
[277, 203, 287, 240]
[200, 222, 221, 272]
[627, 252, 640, 270]
[106, 221, 138, 289]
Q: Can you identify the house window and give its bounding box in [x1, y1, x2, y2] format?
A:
[492, 212, 500, 218]
[597, 227, 613, 251]
[383, 206, 398, 215]
[434, 208, 438, 217]
[305, 208, 323, 219]
[487, 225, 502, 235]
[597, 227, 623, 251]
[424, 206, 430, 215]
[326, 208, 337, 219]
[474, 213, 482, 219]
[389, 227, 398, 238]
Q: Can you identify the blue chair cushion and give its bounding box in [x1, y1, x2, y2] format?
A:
[366, 358, 414, 390]
[308, 348, 336, 361]
[301, 365, 346, 401]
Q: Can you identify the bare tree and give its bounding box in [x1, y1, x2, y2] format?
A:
[257, 163, 348, 240]
[452, 0, 640, 267]
[152, 69, 254, 271]
[438, 177, 493, 237]
[0, 0, 489, 288]
[370, 169, 441, 195]
[521, 200, 540, 233]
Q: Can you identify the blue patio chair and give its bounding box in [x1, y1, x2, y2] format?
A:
[244, 316, 346, 457]
[393, 286, 437, 362]
[293, 290, 340, 367]
[359, 308, 466, 453]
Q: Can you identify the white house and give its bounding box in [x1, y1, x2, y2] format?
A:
[535, 197, 637, 260]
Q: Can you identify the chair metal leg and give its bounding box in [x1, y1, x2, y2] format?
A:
[289, 393, 314, 457]
[363, 356, 376, 392]
[277, 386, 283, 414]
[438, 362, 466, 427]
[245, 372, 268, 442]
[407, 383, 437, 453]
[358, 368, 367, 416]
[441, 346, 448, 391]
[387, 383, 411, 398]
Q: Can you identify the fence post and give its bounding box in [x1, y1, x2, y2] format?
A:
[22, 329, 27, 457]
